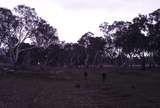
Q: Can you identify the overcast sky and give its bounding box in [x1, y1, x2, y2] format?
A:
[0, 0, 160, 42]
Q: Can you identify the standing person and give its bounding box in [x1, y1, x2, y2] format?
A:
[84, 71, 88, 80]
[102, 72, 106, 83]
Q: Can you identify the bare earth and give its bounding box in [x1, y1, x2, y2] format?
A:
[0, 68, 160, 108]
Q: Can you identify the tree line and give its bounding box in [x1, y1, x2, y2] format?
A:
[0, 5, 160, 70]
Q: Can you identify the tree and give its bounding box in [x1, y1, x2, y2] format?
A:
[78, 32, 106, 67]
[78, 32, 94, 67]
[113, 16, 148, 69]
[71, 43, 86, 66]
[100, 21, 131, 65]
[0, 5, 58, 66]
[100, 16, 149, 69]
[148, 9, 160, 65]
[88, 36, 106, 66]
[44, 44, 64, 66]
[0, 7, 19, 65]
[31, 18, 59, 48]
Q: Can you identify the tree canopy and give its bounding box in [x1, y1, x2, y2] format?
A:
[0, 5, 160, 70]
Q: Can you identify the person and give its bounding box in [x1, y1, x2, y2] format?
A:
[102, 72, 106, 83]
[84, 71, 88, 80]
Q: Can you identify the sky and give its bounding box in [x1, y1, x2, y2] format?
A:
[0, 0, 160, 42]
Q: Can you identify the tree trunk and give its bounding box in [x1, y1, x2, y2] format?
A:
[85, 54, 89, 68]
[93, 52, 98, 66]
[129, 53, 133, 69]
[149, 52, 156, 69]
[141, 53, 146, 70]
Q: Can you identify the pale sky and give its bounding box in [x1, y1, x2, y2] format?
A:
[0, 0, 160, 42]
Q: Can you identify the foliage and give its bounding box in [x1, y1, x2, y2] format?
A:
[0, 5, 160, 69]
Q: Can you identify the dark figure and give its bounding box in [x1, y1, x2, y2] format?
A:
[84, 72, 88, 80]
[75, 83, 80, 88]
[102, 72, 106, 83]
[131, 84, 136, 89]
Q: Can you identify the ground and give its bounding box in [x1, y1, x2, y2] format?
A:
[0, 67, 160, 108]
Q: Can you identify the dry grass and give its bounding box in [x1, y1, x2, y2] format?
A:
[0, 67, 160, 108]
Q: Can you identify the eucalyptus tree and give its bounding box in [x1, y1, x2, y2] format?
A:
[148, 9, 160, 65]
[0, 7, 19, 65]
[100, 21, 131, 65]
[78, 32, 94, 67]
[0, 5, 59, 66]
[78, 32, 106, 67]
[113, 15, 148, 69]
[87, 36, 106, 66]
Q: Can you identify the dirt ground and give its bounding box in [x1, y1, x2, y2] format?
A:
[0, 67, 160, 108]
